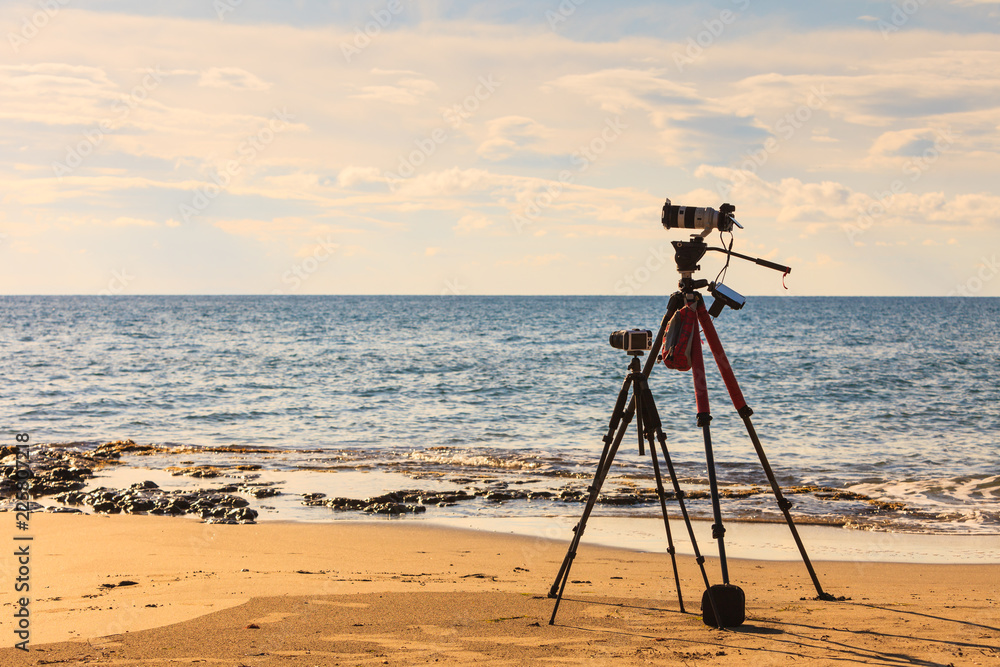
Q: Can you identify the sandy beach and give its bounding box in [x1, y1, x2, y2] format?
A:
[2, 514, 997, 665]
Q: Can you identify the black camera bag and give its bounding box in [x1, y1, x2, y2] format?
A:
[701, 583, 746, 627]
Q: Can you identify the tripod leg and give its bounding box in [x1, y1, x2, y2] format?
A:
[652, 430, 723, 625]
[548, 371, 634, 603]
[634, 377, 684, 612]
[695, 300, 833, 600]
[550, 294, 687, 624]
[638, 368, 724, 625]
[548, 425, 625, 624]
[549, 358, 649, 624]
[741, 415, 833, 599]
[691, 326, 731, 584]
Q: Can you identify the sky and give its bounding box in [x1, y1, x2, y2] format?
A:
[1, 0, 999, 296]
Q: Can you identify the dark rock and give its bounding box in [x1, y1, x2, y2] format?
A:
[95, 439, 154, 455]
[85, 488, 118, 506]
[365, 490, 427, 505]
[191, 494, 248, 512]
[363, 502, 426, 515]
[153, 497, 191, 513]
[597, 493, 646, 506]
[168, 466, 223, 478]
[240, 486, 280, 499]
[54, 491, 88, 505]
[302, 492, 326, 506]
[325, 497, 368, 511]
[130, 480, 159, 490]
[92, 500, 119, 513]
[484, 490, 528, 502]
[227, 507, 258, 523]
[31, 479, 86, 496]
[200, 507, 228, 519]
[123, 498, 155, 513]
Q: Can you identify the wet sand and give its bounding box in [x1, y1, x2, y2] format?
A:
[2, 513, 998, 665]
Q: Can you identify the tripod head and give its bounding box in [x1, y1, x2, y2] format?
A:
[671, 235, 791, 284]
[669, 230, 792, 316]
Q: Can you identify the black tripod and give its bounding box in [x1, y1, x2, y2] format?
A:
[547, 341, 722, 626]
[547, 235, 835, 627]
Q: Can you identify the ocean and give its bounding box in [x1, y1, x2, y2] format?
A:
[3, 295, 999, 546]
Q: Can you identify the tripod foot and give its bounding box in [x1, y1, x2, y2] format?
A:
[815, 592, 844, 602]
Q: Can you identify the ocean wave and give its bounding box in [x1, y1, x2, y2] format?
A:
[407, 447, 545, 471]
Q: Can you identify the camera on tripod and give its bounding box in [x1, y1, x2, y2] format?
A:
[548, 198, 832, 630]
[661, 199, 742, 233]
[609, 329, 652, 353]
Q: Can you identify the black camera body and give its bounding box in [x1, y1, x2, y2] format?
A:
[609, 329, 652, 353]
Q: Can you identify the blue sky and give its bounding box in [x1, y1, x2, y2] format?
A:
[2, 0, 999, 295]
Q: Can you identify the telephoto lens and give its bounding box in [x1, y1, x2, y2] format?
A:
[661, 198, 736, 232]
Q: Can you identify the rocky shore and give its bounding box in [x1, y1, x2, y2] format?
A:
[0, 440, 908, 526]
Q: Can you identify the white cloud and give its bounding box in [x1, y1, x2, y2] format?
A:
[351, 73, 439, 105]
[198, 67, 271, 91]
[453, 214, 495, 234]
[476, 115, 549, 161]
[2, 8, 999, 295]
[548, 68, 700, 114]
[337, 166, 383, 188]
